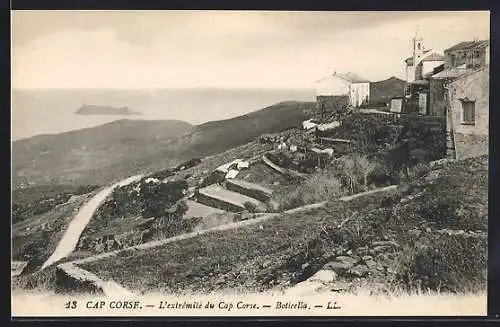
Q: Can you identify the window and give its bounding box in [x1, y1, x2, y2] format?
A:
[461, 100, 475, 124]
[451, 54, 456, 67]
[405, 85, 411, 96]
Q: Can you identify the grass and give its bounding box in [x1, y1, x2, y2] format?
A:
[80, 155, 487, 296]
[274, 172, 344, 211]
[68, 141, 275, 257]
[12, 184, 100, 224]
[237, 162, 290, 191]
[79, 193, 393, 295]
[11, 192, 96, 273]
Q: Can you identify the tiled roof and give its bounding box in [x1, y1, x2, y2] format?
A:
[450, 66, 489, 84]
[422, 53, 445, 61]
[431, 68, 468, 79]
[445, 40, 489, 52]
[405, 49, 431, 62]
[334, 72, 370, 83]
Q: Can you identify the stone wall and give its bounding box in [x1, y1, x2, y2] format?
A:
[55, 265, 104, 294]
[196, 192, 243, 212]
[226, 179, 272, 203]
[454, 133, 489, 159]
[448, 67, 489, 159]
[429, 78, 446, 116]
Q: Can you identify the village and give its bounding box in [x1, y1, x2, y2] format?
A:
[183, 34, 491, 218]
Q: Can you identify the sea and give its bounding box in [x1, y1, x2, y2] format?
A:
[11, 88, 315, 141]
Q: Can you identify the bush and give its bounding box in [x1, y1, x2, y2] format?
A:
[141, 180, 188, 219]
[200, 171, 225, 188]
[276, 172, 344, 211]
[396, 234, 487, 293]
[243, 202, 258, 213]
[331, 154, 384, 193]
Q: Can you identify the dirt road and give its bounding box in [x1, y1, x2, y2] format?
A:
[40, 174, 143, 270]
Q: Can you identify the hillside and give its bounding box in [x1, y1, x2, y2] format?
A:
[12, 101, 314, 189]
[12, 119, 193, 188]
[174, 101, 313, 159]
[80, 155, 487, 295]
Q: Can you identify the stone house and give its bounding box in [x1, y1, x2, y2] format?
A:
[429, 40, 490, 117]
[369, 76, 406, 108]
[443, 39, 489, 70]
[315, 71, 370, 117]
[446, 66, 489, 159]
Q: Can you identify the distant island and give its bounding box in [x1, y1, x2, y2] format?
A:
[75, 105, 141, 116]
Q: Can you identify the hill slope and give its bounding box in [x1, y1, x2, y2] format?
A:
[12, 119, 193, 188]
[81, 155, 487, 295]
[12, 101, 315, 189]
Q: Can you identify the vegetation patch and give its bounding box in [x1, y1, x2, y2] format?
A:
[12, 184, 100, 224]
[77, 179, 195, 254]
[81, 156, 486, 295]
[12, 192, 95, 273]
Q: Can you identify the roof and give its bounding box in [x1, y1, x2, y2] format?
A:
[431, 68, 468, 79]
[445, 39, 489, 52]
[371, 76, 406, 84]
[449, 66, 488, 85]
[405, 49, 432, 62]
[333, 72, 370, 83]
[424, 63, 445, 78]
[422, 53, 446, 61]
[316, 72, 370, 84]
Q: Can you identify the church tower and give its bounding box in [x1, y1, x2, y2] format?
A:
[412, 31, 425, 80]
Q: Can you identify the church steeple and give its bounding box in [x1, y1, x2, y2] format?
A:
[412, 28, 425, 66]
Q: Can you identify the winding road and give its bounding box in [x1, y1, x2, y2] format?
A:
[40, 174, 143, 270]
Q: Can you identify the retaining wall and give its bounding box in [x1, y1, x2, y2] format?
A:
[226, 179, 273, 202]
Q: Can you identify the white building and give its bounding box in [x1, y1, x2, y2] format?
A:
[404, 35, 445, 83]
[316, 71, 370, 108]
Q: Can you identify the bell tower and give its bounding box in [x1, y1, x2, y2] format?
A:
[413, 29, 424, 64]
[412, 29, 424, 80]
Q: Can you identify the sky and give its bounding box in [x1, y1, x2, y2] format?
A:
[11, 11, 490, 90]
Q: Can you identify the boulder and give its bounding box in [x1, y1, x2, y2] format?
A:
[335, 256, 359, 265]
[308, 270, 337, 283]
[323, 256, 359, 272]
[425, 170, 441, 181]
[362, 255, 373, 262]
[348, 265, 370, 278]
[330, 281, 351, 293]
[365, 259, 377, 270]
[371, 240, 399, 248]
[369, 245, 393, 256]
[408, 229, 422, 237]
[386, 265, 399, 275]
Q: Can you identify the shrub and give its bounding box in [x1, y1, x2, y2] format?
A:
[243, 202, 258, 213]
[140, 180, 188, 219]
[331, 154, 384, 193]
[276, 172, 343, 211]
[395, 234, 487, 293]
[200, 171, 225, 188]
